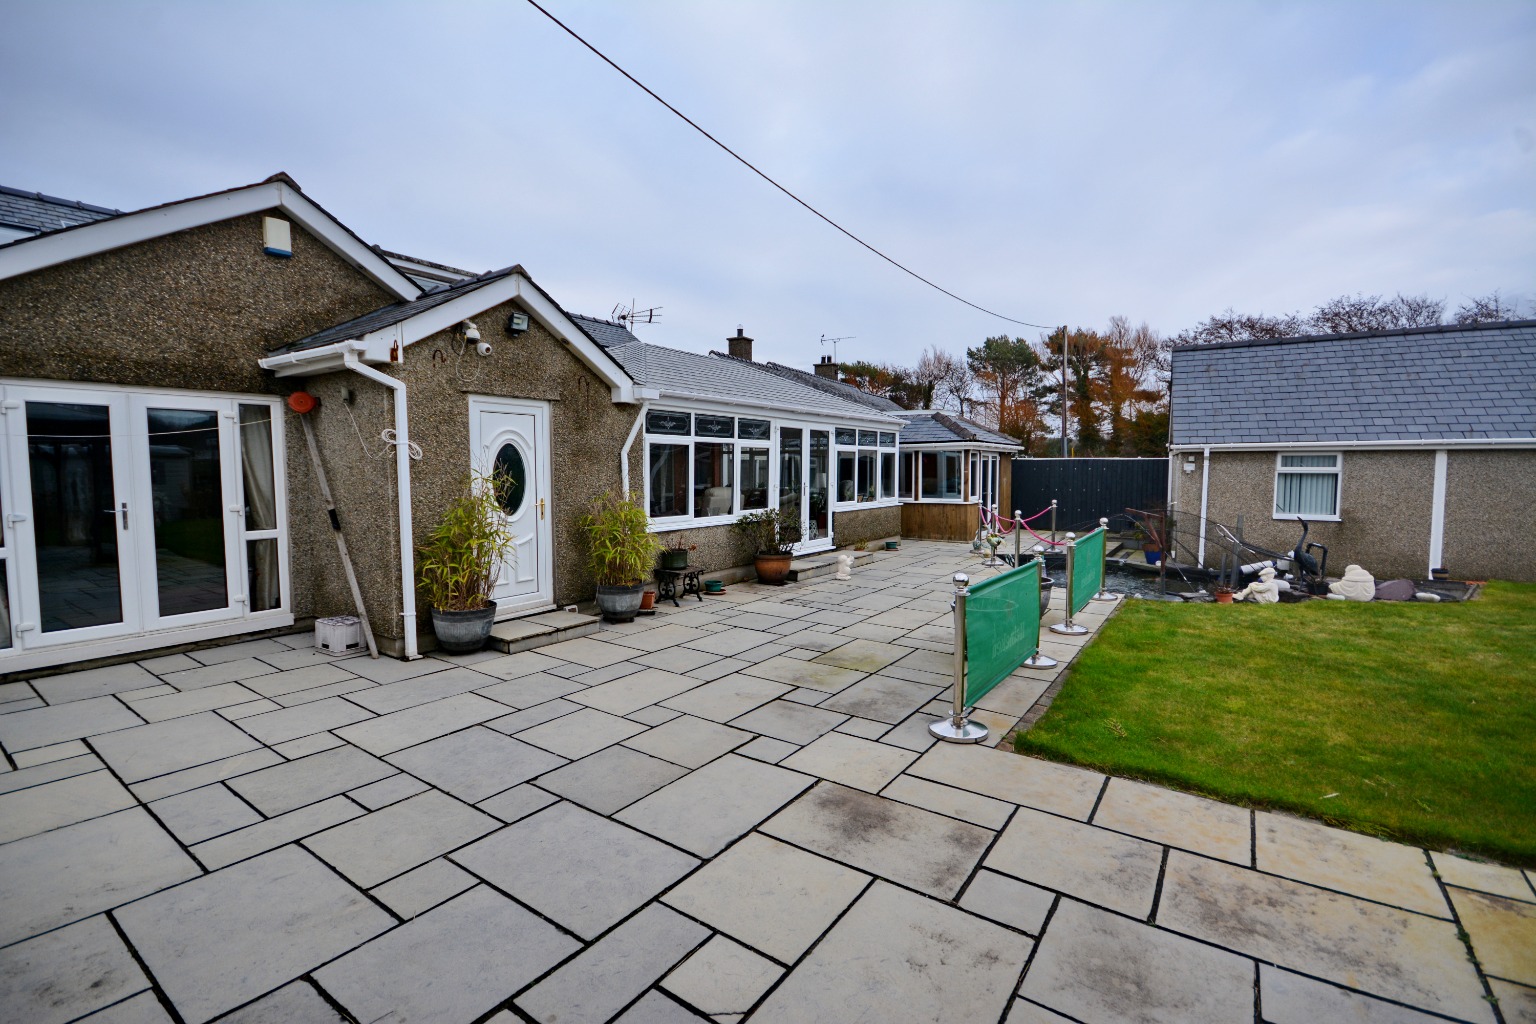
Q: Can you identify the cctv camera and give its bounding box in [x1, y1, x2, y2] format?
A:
[476, 341, 493, 358]
[462, 321, 481, 343]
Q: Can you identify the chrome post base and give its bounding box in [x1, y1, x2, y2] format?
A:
[929, 717, 990, 743]
[1092, 590, 1119, 602]
[1022, 653, 1058, 669]
[1049, 621, 1089, 636]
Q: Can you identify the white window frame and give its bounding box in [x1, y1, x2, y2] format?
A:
[1272, 451, 1342, 521]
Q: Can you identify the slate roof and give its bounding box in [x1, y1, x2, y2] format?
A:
[567, 315, 903, 425]
[748, 360, 906, 412]
[0, 185, 120, 235]
[1170, 320, 1536, 445]
[268, 266, 521, 354]
[895, 410, 1021, 447]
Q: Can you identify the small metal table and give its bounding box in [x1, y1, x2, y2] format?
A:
[655, 565, 705, 607]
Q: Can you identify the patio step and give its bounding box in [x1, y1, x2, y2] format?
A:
[487, 610, 600, 654]
[788, 549, 878, 582]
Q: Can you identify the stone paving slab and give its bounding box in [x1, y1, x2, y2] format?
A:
[818, 674, 942, 724]
[752, 881, 1030, 1024]
[227, 743, 396, 816]
[621, 714, 753, 769]
[345, 666, 500, 714]
[1021, 898, 1254, 1024]
[454, 800, 698, 939]
[485, 696, 582, 734]
[150, 783, 263, 845]
[761, 783, 992, 900]
[728, 699, 847, 745]
[1449, 886, 1536, 986]
[617, 754, 814, 858]
[659, 673, 792, 722]
[477, 783, 559, 823]
[537, 744, 690, 814]
[216, 980, 346, 1024]
[907, 740, 1104, 820]
[960, 868, 1055, 935]
[1158, 850, 1494, 1022]
[80, 991, 175, 1024]
[124, 682, 264, 722]
[0, 769, 136, 845]
[234, 696, 374, 746]
[662, 934, 782, 1018]
[516, 706, 649, 759]
[316, 886, 578, 1024]
[92, 713, 263, 784]
[29, 663, 160, 705]
[386, 726, 567, 803]
[881, 774, 1013, 829]
[1489, 979, 1536, 1024]
[780, 731, 917, 792]
[987, 804, 1164, 918]
[350, 772, 430, 809]
[303, 790, 500, 888]
[570, 667, 705, 716]
[191, 794, 364, 870]
[333, 692, 509, 755]
[517, 902, 709, 1024]
[369, 857, 478, 919]
[12, 738, 94, 766]
[1257, 810, 1449, 916]
[0, 807, 201, 945]
[128, 748, 284, 802]
[1259, 963, 1450, 1024]
[0, 695, 144, 752]
[116, 845, 393, 1024]
[0, 914, 149, 1024]
[1433, 852, 1536, 903]
[1093, 776, 1251, 865]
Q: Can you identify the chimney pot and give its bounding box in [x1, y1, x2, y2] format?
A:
[814, 355, 839, 379]
[727, 328, 753, 361]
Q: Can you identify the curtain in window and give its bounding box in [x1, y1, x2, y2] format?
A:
[1275, 472, 1337, 516]
[0, 564, 10, 650]
[239, 406, 280, 611]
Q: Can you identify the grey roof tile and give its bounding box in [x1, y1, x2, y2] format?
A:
[0, 185, 119, 235]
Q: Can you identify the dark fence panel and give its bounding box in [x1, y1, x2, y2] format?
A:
[1010, 458, 1167, 532]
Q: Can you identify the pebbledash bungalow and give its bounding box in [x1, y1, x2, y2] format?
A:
[0, 176, 901, 675]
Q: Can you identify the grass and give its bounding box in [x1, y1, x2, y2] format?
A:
[1015, 582, 1536, 866]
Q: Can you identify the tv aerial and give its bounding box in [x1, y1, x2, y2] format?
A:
[613, 300, 662, 329]
[819, 334, 854, 361]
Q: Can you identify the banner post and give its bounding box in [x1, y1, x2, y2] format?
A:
[1093, 517, 1119, 602]
[1050, 499, 1058, 546]
[1022, 547, 1058, 669]
[1050, 533, 1089, 636]
[929, 573, 989, 744]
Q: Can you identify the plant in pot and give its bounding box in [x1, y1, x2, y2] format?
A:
[417, 471, 517, 653]
[659, 532, 693, 571]
[579, 491, 660, 623]
[734, 507, 804, 586]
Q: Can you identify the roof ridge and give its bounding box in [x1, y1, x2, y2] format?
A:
[1173, 318, 1536, 353]
[0, 184, 122, 216]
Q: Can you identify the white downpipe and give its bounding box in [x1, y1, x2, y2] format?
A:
[1428, 449, 1448, 576]
[343, 353, 420, 660]
[620, 401, 648, 497]
[1197, 446, 1211, 569]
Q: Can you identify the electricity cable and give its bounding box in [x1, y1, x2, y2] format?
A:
[522, 0, 1053, 330]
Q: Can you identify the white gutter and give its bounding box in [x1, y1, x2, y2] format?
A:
[342, 352, 420, 660]
[1197, 445, 1211, 569]
[1169, 438, 1536, 452]
[620, 401, 648, 496]
[1428, 449, 1448, 576]
[653, 387, 903, 427]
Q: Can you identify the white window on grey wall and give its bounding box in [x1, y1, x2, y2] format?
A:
[1273, 453, 1341, 519]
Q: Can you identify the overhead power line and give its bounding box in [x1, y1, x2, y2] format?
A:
[522, 0, 1053, 331]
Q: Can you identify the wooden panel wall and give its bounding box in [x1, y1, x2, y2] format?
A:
[901, 501, 979, 541]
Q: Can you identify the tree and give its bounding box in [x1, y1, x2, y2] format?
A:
[966, 335, 1045, 434]
[837, 361, 912, 406]
[1307, 293, 1444, 334]
[914, 346, 973, 414]
[1455, 291, 1524, 324]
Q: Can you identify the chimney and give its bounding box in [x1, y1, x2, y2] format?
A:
[814, 354, 839, 379]
[727, 326, 753, 361]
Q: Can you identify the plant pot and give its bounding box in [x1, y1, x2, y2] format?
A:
[430, 602, 498, 653]
[660, 549, 690, 570]
[1214, 587, 1235, 604]
[754, 552, 794, 586]
[1144, 549, 1162, 565]
[703, 579, 725, 594]
[639, 589, 656, 611]
[595, 583, 646, 623]
[1039, 575, 1054, 618]
[884, 540, 899, 550]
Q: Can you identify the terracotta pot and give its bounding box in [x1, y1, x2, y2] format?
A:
[639, 589, 656, 611]
[754, 552, 794, 586]
[1214, 587, 1235, 604]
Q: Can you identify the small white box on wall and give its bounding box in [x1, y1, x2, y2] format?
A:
[316, 615, 363, 655]
[263, 216, 292, 257]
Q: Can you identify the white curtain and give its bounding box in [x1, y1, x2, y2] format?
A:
[239, 406, 280, 611]
[1275, 472, 1337, 516]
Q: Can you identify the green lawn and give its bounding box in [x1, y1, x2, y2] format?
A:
[1016, 582, 1536, 865]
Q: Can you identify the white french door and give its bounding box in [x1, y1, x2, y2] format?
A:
[469, 397, 552, 616]
[0, 382, 288, 668]
[776, 424, 833, 555]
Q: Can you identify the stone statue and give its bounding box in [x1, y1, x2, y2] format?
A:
[1234, 566, 1281, 604]
[1329, 564, 1375, 601]
[835, 554, 853, 580]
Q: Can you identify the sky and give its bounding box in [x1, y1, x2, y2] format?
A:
[2, 1, 1533, 370]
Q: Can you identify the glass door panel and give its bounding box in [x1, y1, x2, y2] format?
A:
[809, 430, 830, 543]
[147, 408, 230, 617]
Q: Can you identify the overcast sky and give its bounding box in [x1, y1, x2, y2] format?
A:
[3, 1, 1533, 369]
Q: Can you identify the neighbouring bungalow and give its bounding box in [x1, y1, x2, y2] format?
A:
[1168, 319, 1536, 582]
[0, 176, 901, 675]
[745, 355, 1022, 541]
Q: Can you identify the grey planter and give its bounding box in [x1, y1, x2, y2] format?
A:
[595, 583, 645, 623]
[430, 602, 497, 653]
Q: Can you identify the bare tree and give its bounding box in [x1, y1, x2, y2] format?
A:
[917, 346, 976, 416]
[1455, 291, 1524, 324]
[1171, 308, 1305, 346]
[1308, 293, 1444, 334]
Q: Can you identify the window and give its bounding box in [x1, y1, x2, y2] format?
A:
[1274, 453, 1341, 519]
[834, 425, 895, 505]
[898, 452, 914, 499]
[648, 443, 690, 517]
[646, 409, 691, 435]
[740, 446, 770, 510]
[738, 418, 771, 440]
[837, 449, 857, 502]
[880, 452, 896, 498]
[920, 450, 963, 499]
[857, 451, 876, 501]
[694, 442, 735, 517]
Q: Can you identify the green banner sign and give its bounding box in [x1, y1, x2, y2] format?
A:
[963, 560, 1041, 707]
[1071, 527, 1105, 616]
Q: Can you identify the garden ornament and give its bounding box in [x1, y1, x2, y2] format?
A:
[835, 553, 853, 580]
[1329, 564, 1376, 601]
[1233, 566, 1281, 604]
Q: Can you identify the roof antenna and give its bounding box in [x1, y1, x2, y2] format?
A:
[613, 300, 662, 330]
[819, 334, 854, 362]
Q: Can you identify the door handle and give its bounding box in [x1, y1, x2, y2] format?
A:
[539, 498, 546, 520]
[100, 505, 127, 527]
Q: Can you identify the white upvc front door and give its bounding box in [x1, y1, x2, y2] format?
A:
[469, 397, 553, 617]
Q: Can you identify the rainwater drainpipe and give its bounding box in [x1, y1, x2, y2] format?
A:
[620, 401, 648, 497]
[1196, 445, 1211, 569]
[342, 352, 420, 660]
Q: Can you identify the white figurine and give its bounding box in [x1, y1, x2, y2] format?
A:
[835, 554, 853, 580]
[1234, 565, 1281, 604]
[1329, 564, 1375, 601]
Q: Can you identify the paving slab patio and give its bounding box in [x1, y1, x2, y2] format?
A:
[1, 539, 1519, 1024]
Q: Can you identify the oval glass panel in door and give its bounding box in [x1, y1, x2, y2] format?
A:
[493, 443, 528, 515]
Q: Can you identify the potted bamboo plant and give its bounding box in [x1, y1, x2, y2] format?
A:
[733, 507, 804, 586]
[579, 491, 660, 622]
[417, 471, 516, 653]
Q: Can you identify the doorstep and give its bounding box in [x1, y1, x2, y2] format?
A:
[487, 610, 600, 654]
[788, 548, 878, 582]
